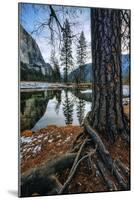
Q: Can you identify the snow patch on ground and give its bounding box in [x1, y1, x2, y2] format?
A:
[20, 82, 68, 89]
[33, 145, 42, 154]
[21, 136, 33, 144]
[80, 89, 92, 94]
[123, 85, 130, 97]
[48, 139, 54, 143]
[80, 85, 129, 97]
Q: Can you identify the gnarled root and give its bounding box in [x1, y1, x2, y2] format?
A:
[84, 112, 130, 191]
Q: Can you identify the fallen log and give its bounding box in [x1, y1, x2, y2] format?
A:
[20, 153, 76, 197]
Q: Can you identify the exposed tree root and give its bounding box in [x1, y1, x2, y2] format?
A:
[58, 139, 96, 194]
[115, 159, 130, 177]
[96, 159, 117, 191]
[84, 112, 130, 191]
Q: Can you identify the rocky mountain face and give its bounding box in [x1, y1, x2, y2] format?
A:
[68, 63, 92, 82]
[20, 25, 53, 81]
[69, 54, 129, 83]
[121, 54, 130, 83]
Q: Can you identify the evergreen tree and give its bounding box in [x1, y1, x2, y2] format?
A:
[76, 31, 87, 82]
[60, 19, 73, 83]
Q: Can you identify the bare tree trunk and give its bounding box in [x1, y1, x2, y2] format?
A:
[90, 9, 127, 143]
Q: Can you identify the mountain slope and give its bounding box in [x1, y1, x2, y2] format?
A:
[68, 63, 92, 82]
[20, 25, 53, 81]
[69, 55, 129, 83]
[121, 54, 130, 83]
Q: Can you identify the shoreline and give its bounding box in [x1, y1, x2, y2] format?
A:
[20, 81, 92, 90]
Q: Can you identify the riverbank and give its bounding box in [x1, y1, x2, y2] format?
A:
[20, 81, 92, 91]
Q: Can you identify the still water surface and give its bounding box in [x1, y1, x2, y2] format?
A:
[21, 89, 92, 131]
[20, 85, 129, 132]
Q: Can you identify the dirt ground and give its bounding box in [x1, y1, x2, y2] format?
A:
[21, 125, 83, 173]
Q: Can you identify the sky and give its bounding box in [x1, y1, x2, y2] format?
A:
[19, 3, 91, 71]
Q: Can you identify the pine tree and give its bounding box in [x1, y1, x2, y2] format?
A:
[76, 31, 87, 82]
[60, 19, 73, 83]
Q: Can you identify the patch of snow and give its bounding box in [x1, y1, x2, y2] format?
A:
[62, 136, 72, 144]
[80, 86, 129, 97]
[65, 136, 71, 142]
[37, 134, 44, 139]
[43, 136, 49, 141]
[26, 148, 32, 152]
[32, 138, 38, 142]
[48, 139, 54, 143]
[22, 148, 26, 152]
[123, 85, 129, 97]
[80, 89, 92, 94]
[33, 145, 41, 154]
[57, 135, 61, 138]
[20, 82, 66, 89]
[37, 139, 42, 143]
[21, 136, 33, 144]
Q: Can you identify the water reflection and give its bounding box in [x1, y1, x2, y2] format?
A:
[20, 90, 60, 131]
[62, 89, 74, 125]
[55, 90, 62, 114]
[20, 89, 92, 131]
[76, 99, 86, 125]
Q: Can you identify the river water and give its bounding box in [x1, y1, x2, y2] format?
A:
[20, 85, 129, 132]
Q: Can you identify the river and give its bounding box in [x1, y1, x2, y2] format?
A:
[20, 83, 129, 132]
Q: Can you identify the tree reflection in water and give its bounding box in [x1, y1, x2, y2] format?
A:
[62, 89, 74, 125]
[21, 90, 55, 131]
[54, 90, 62, 115]
[76, 99, 86, 125]
[21, 88, 92, 131]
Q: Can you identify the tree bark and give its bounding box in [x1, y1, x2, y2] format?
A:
[90, 8, 128, 142]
